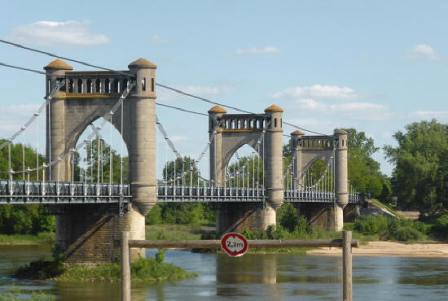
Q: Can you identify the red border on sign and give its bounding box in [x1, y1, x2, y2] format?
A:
[220, 232, 249, 257]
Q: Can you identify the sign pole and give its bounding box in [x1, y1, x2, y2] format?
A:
[342, 230, 352, 301]
[121, 231, 131, 301]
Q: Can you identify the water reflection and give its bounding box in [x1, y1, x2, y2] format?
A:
[1, 246, 448, 300]
[216, 253, 281, 299]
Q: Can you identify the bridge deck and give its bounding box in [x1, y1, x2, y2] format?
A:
[0, 181, 362, 204]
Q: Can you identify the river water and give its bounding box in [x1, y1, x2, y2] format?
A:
[0, 246, 447, 300]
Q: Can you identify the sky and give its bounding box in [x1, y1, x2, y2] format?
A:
[1, 0, 448, 176]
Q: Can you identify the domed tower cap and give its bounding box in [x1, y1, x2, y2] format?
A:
[264, 104, 284, 113]
[128, 58, 157, 69]
[44, 59, 73, 71]
[291, 130, 305, 136]
[334, 128, 347, 135]
[208, 105, 227, 114]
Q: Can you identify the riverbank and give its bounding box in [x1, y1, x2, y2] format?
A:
[0, 233, 54, 246]
[307, 241, 448, 257]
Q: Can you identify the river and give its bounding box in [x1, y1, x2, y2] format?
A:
[0, 246, 447, 300]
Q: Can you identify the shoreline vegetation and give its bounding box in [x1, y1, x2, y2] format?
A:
[0, 232, 54, 246]
[14, 252, 196, 283]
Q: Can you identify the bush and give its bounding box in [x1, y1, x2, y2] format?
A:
[354, 215, 427, 241]
[432, 214, 448, 240]
[354, 216, 389, 235]
[277, 203, 299, 232]
[147, 205, 162, 225]
[0, 205, 55, 235]
[390, 226, 425, 241]
[157, 203, 214, 225]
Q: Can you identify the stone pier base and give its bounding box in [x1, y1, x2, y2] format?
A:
[294, 203, 345, 231]
[294, 203, 365, 231]
[216, 203, 276, 234]
[51, 204, 145, 263]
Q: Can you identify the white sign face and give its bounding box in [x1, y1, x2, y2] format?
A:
[225, 236, 245, 253]
[220, 232, 249, 257]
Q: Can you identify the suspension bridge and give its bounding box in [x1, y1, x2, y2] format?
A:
[0, 40, 363, 262]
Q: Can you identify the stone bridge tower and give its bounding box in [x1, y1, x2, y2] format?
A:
[209, 104, 284, 233]
[290, 129, 348, 231]
[44, 58, 157, 262]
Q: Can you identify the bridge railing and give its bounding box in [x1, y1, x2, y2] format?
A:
[157, 185, 265, 202]
[0, 180, 131, 204]
[284, 189, 336, 202]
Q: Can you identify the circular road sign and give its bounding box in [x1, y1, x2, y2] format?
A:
[220, 232, 249, 257]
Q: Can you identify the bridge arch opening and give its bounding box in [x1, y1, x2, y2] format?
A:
[225, 144, 263, 189]
[302, 158, 327, 187]
[74, 117, 129, 184]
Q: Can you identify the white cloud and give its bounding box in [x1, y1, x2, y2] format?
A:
[236, 46, 280, 55]
[150, 34, 169, 45]
[413, 110, 448, 119]
[273, 84, 358, 100]
[274, 84, 388, 121]
[409, 44, 440, 60]
[8, 20, 110, 46]
[296, 98, 386, 115]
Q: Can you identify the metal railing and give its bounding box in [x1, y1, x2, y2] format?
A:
[157, 186, 265, 202]
[0, 180, 130, 204]
[0, 180, 363, 205]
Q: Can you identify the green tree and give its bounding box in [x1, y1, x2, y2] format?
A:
[82, 138, 128, 184]
[156, 156, 215, 225]
[227, 154, 263, 188]
[385, 120, 448, 212]
[0, 140, 55, 234]
[345, 128, 388, 199]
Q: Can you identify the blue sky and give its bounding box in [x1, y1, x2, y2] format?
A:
[1, 0, 448, 176]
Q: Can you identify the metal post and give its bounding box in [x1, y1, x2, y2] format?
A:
[343, 230, 353, 301]
[121, 231, 131, 301]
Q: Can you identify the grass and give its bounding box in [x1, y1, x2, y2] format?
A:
[15, 256, 196, 283]
[0, 232, 54, 246]
[146, 224, 205, 240]
[369, 199, 405, 219]
[0, 286, 55, 301]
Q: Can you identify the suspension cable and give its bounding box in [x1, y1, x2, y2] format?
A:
[0, 38, 328, 136]
[156, 102, 208, 117]
[0, 39, 132, 78]
[9, 81, 136, 176]
[0, 80, 65, 151]
[0, 62, 45, 75]
[156, 116, 182, 159]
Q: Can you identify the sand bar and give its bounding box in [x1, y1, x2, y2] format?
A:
[307, 241, 448, 257]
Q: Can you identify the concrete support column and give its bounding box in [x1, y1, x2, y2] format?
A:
[263, 104, 284, 229]
[45, 60, 74, 253]
[334, 129, 348, 231]
[208, 106, 226, 186]
[126, 59, 158, 257]
[290, 130, 304, 190]
[45, 60, 73, 182]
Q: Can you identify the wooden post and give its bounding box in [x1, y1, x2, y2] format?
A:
[342, 230, 352, 301]
[121, 231, 131, 301]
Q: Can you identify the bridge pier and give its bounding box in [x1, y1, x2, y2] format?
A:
[53, 205, 144, 263]
[45, 58, 157, 263]
[290, 129, 348, 231]
[216, 203, 276, 234]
